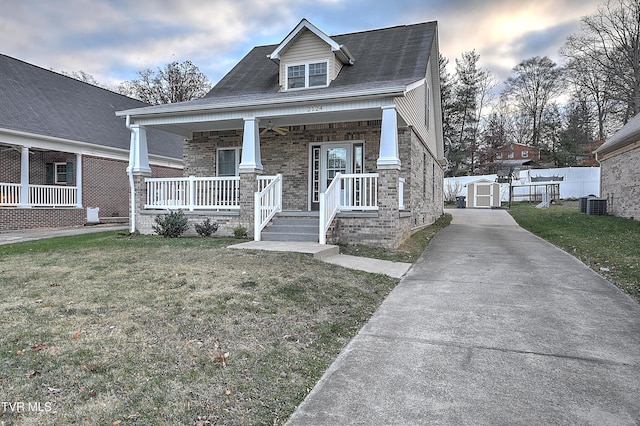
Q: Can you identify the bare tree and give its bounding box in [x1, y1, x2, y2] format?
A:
[562, 0, 640, 126]
[502, 56, 563, 150]
[118, 60, 212, 105]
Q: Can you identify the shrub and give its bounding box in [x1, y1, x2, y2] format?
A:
[233, 225, 248, 239]
[195, 218, 219, 237]
[152, 211, 189, 238]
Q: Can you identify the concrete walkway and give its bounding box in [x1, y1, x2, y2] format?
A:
[230, 241, 413, 279]
[287, 208, 640, 425]
[0, 224, 128, 245]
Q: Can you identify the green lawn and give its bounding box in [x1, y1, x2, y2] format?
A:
[0, 217, 449, 425]
[508, 201, 640, 303]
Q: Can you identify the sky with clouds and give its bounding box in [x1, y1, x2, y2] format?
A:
[0, 0, 605, 88]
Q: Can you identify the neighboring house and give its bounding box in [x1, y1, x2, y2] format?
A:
[117, 19, 445, 247]
[595, 114, 640, 221]
[496, 143, 539, 166]
[0, 54, 183, 231]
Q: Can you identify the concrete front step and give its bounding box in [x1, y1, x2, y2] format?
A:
[261, 212, 320, 242]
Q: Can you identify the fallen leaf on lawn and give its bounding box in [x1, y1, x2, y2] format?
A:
[72, 332, 81, 340]
[16, 349, 25, 355]
[31, 343, 48, 351]
[225, 388, 231, 395]
[112, 421, 122, 426]
[29, 370, 41, 377]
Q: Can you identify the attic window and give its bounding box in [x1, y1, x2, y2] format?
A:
[287, 61, 328, 89]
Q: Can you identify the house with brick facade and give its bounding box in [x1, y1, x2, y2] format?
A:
[496, 143, 539, 166]
[595, 113, 640, 221]
[117, 19, 445, 247]
[0, 54, 183, 231]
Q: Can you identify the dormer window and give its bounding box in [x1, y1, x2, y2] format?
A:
[287, 61, 328, 89]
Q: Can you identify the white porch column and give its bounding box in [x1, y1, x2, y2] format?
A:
[18, 146, 30, 208]
[239, 117, 263, 172]
[377, 105, 401, 170]
[128, 124, 151, 174]
[75, 153, 82, 208]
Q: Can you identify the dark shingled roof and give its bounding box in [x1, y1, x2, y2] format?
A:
[0, 54, 183, 159]
[206, 21, 436, 98]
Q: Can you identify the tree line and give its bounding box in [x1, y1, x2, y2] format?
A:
[63, 60, 212, 105]
[441, 0, 640, 177]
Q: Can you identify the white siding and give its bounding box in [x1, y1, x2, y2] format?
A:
[395, 55, 439, 158]
[279, 29, 337, 88]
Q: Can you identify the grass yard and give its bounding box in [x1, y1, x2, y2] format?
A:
[0, 216, 448, 425]
[508, 201, 640, 303]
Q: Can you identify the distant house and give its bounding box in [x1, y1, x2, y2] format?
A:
[117, 19, 446, 247]
[496, 143, 539, 166]
[0, 54, 183, 231]
[595, 114, 640, 220]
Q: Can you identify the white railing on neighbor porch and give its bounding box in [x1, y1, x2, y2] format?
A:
[145, 176, 240, 210]
[0, 183, 21, 206]
[0, 183, 77, 207]
[30, 184, 77, 207]
[318, 173, 380, 244]
[254, 174, 282, 241]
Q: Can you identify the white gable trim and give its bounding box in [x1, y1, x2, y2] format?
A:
[269, 18, 355, 65]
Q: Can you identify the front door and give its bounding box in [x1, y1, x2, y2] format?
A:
[310, 143, 352, 210]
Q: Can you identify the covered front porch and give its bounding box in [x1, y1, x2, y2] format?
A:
[122, 94, 414, 247]
[0, 142, 85, 230]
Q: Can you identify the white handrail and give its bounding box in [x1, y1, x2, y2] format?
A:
[319, 172, 342, 244]
[254, 174, 282, 241]
[399, 177, 405, 210]
[145, 176, 240, 210]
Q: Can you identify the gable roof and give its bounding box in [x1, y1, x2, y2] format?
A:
[268, 18, 355, 65]
[0, 54, 182, 160]
[595, 112, 640, 155]
[207, 21, 436, 99]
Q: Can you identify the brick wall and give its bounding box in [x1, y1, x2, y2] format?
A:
[0, 208, 84, 231]
[600, 141, 640, 220]
[136, 211, 241, 237]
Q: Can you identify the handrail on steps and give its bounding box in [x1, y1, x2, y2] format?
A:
[254, 174, 282, 241]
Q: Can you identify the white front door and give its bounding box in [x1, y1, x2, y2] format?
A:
[310, 143, 352, 210]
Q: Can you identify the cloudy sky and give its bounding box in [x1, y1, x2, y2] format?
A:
[0, 0, 605, 87]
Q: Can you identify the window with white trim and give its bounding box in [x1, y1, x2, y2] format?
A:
[54, 163, 68, 184]
[521, 150, 529, 158]
[286, 61, 328, 89]
[217, 147, 242, 176]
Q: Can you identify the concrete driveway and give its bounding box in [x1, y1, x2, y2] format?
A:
[287, 208, 640, 425]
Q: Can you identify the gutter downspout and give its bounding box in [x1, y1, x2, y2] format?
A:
[125, 115, 136, 234]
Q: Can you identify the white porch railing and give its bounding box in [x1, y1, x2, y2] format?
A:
[257, 175, 278, 192]
[319, 173, 381, 244]
[339, 173, 379, 211]
[0, 183, 21, 206]
[0, 183, 77, 207]
[254, 174, 283, 241]
[29, 184, 77, 207]
[145, 176, 240, 210]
